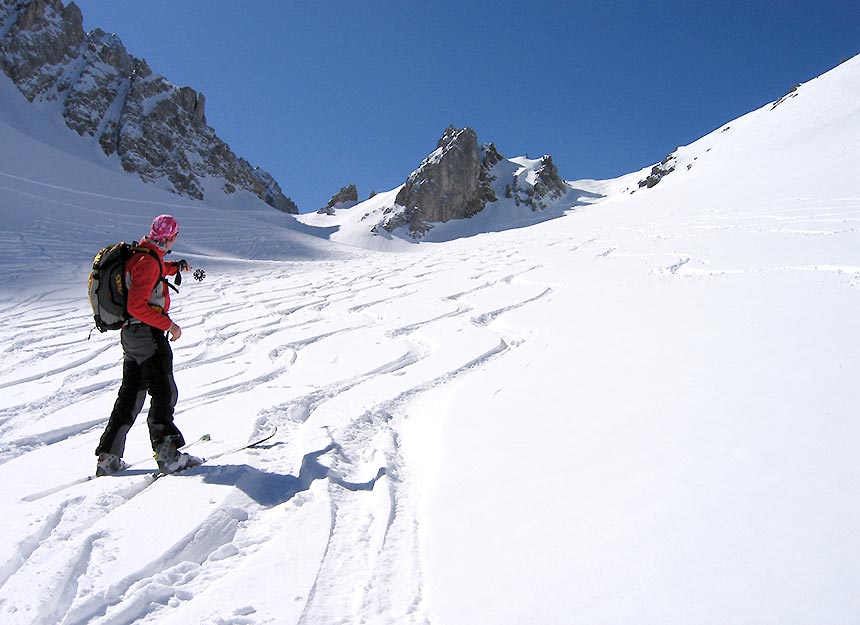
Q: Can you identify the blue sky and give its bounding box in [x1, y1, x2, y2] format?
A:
[73, 0, 859, 212]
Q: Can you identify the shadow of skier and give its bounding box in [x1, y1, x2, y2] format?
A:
[196, 443, 387, 506]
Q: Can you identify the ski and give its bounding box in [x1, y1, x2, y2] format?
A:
[200, 426, 277, 464]
[21, 433, 212, 502]
[22, 427, 277, 502]
[147, 426, 277, 481]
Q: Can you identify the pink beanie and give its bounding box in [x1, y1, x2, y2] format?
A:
[149, 214, 180, 242]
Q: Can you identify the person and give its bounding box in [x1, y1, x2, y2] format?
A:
[95, 214, 202, 475]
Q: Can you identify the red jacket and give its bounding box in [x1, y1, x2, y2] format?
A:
[125, 238, 180, 331]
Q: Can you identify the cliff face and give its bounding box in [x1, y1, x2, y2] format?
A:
[381, 126, 498, 237]
[376, 126, 572, 239]
[0, 0, 297, 213]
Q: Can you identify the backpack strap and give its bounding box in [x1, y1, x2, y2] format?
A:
[130, 245, 179, 294]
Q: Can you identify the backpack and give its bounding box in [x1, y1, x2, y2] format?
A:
[87, 242, 168, 333]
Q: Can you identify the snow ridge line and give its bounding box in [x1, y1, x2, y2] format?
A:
[0, 500, 68, 591]
[260, 254, 548, 623]
[0, 170, 192, 207]
[0, 418, 104, 465]
[289, 290, 545, 622]
[59, 507, 249, 625]
[471, 286, 554, 326]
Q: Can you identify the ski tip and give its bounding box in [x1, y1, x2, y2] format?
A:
[250, 426, 278, 447]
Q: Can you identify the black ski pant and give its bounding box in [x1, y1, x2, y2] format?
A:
[96, 324, 185, 457]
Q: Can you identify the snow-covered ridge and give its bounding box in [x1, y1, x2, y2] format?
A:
[301, 54, 860, 247]
[601, 54, 860, 198]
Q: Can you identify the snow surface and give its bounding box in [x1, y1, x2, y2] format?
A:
[1, 55, 860, 625]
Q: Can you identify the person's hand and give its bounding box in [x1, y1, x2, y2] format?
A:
[168, 322, 182, 342]
[177, 259, 192, 271]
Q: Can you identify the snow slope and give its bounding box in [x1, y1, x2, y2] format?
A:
[1, 55, 860, 625]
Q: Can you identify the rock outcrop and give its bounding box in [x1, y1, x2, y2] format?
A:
[368, 125, 575, 239]
[0, 0, 297, 213]
[505, 154, 569, 210]
[382, 126, 498, 237]
[318, 184, 358, 214]
[638, 152, 677, 189]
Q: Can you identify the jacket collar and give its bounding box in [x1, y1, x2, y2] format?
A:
[140, 237, 169, 255]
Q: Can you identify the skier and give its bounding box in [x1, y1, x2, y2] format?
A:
[95, 214, 202, 476]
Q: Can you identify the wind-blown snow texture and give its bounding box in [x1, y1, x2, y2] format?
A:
[1, 56, 860, 625]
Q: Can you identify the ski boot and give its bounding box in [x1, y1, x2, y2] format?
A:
[96, 452, 130, 477]
[154, 440, 203, 474]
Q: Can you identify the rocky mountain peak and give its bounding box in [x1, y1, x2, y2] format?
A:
[386, 125, 498, 237]
[362, 125, 575, 240]
[0, 0, 297, 213]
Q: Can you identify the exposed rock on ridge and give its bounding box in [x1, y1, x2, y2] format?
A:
[0, 0, 297, 213]
[375, 125, 574, 239]
[382, 126, 499, 237]
[638, 152, 677, 189]
[505, 154, 569, 210]
[318, 184, 358, 214]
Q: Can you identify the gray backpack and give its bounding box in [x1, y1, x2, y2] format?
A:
[87, 242, 164, 332]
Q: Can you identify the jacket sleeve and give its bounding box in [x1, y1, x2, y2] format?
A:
[126, 255, 173, 331]
[163, 261, 180, 277]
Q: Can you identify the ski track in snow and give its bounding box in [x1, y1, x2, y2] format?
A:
[0, 241, 559, 625]
[2, 200, 859, 623]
